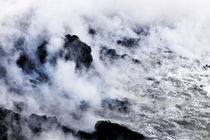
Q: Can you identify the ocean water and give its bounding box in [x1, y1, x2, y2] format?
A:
[0, 0, 210, 139]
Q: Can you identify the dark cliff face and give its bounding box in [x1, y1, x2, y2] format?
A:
[0, 108, 146, 140]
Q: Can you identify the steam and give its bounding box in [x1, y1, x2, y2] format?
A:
[1, 0, 210, 139]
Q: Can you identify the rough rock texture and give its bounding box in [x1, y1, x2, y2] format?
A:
[88, 28, 96, 35]
[117, 38, 139, 48]
[15, 34, 94, 85]
[28, 114, 59, 135]
[100, 47, 140, 64]
[16, 48, 48, 83]
[0, 107, 74, 140]
[0, 108, 26, 140]
[63, 34, 93, 68]
[77, 121, 146, 140]
[101, 98, 131, 113]
[16, 54, 35, 74]
[0, 108, 147, 140]
[16, 34, 93, 81]
[0, 65, 6, 78]
[36, 41, 48, 64]
[100, 47, 121, 60]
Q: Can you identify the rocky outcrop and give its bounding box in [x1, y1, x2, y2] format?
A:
[100, 47, 140, 64]
[117, 37, 139, 48]
[36, 41, 48, 64]
[101, 98, 131, 113]
[63, 34, 93, 68]
[0, 65, 6, 78]
[0, 107, 26, 140]
[16, 54, 35, 74]
[0, 107, 147, 140]
[16, 34, 93, 85]
[77, 121, 146, 140]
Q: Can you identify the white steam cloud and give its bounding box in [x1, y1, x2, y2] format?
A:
[1, 0, 210, 139]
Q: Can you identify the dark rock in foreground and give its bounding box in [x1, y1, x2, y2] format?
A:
[0, 107, 74, 140]
[77, 121, 146, 140]
[0, 107, 147, 140]
[0, 107, 26, 140]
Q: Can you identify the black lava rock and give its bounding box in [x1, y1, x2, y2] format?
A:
[0, 108, 147, 140]
[100, 47, 120, 60]
[95, 121, 146, 140]
[100, 47, 141, 64]
[16, 54, 35, 73]
[132, 58, 141, 64]
[66, 34, 79, 43]
[88, 28, 96, 35]
[36, 41, 48, 64]
[64, 34, 93, 68]
[0, 108, 25, 140]
[16, 53, 48, 83]
[101, 98, 131, 113]
[77, 121, 146, 140]
[0, 108, 75, 139]
[28, 114, 58, 135]
[0, 65, 6, 78]
[16, 50, 48, 82]
[117, 38, 139, 48]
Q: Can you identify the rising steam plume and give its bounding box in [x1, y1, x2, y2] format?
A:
[1, 0, 210, 140]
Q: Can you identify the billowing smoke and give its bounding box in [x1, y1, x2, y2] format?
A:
[1, 0, 210, 140]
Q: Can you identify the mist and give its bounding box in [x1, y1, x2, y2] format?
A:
[1, 0, 210, 139]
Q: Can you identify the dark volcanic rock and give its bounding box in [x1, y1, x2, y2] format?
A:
[0, 108, 147, 140]
[0, 65, 6, 78]
[100, 47, 120, 60]
[0, 107, 25, 140]
[202, 64, 210, 70]
[16, 54, 35, 73]
[36, 41, 48, 64]
[16, 51, 48, 82]
[117, 38, 139, 48]
[100, 47, 141, 64]
[132, 58, 141, 64]
[94, 121, 146, 140]
[16, 34, 93, 85]
[28, 114, 58, 135]
[64, 34, 93, 68]
[0, 107, 75, 139]
[77, 121, 146, 140]
[88, 28, 96, 35]
[101, 98, 131, 113]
